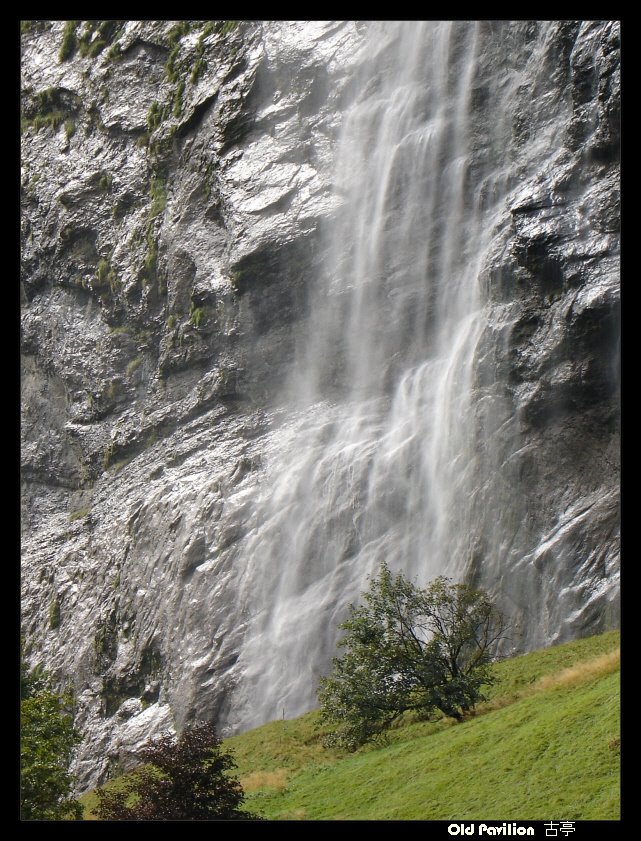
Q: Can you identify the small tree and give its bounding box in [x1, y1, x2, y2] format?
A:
[20, 655, 82, 820]
[318, 564, 509, 749]
[95, 722, 261, 821]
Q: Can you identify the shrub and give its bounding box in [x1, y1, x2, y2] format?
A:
[94, 723, 262, 820]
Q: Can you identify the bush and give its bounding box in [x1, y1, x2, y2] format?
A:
[318, 564, 509, 749]
[94, 723, 262, 820]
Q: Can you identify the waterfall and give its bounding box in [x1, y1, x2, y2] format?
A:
[226, 21, 603, 730]
[18, 19, 619, 785]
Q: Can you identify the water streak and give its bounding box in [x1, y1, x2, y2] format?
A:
[230, 21, 548, 729]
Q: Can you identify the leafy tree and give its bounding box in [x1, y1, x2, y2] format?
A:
[94, 722, 261, 821]
[20, 656, 82, 820]
[318, 564, 509, 749]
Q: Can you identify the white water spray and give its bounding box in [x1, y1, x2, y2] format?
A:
[230, 21, 553, 728]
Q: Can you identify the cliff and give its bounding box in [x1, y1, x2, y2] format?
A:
[20, 20, 619, 789]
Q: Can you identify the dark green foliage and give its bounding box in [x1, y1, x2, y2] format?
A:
[98, 172, 112, 192]
[318, 564, 509, 749]
[146, 101, 165, 134]
[87, 38, 107, 58]
[126, 356, 144, 378]
[190, 22, 214, 83]
[189, 303, 205, 328]
[166, 44, 181, 83]
[30, 112, 65, 132]
[165, 21, 191, 83]
[190, 55, 206, 84]
[149, 175, 167, 219]
[97, 20, 122, 43]
[76, 20, 124, 59]
[20, 657, 82, 820]
[107, 42, 123, 62]
[96, 258, 110, 286]
[95, 258, 120, 293]
[144, 236, 158, 274]
[167, 20, 191, 45]
[218, 20, 239, 36]
[48, 596, 61, 630]
[22, 88, 66, 134]
[58, 21, 79, 62]
[77, 20, 97, 56]
[141, 225, 160, 288]
[34, 88, 57, 112]
[93, 612, 119, 672]
[94, 723, 261, 821]
[22, 20, 52, 35]
[69, 507, 90, 522]
[173, 79, 185, 118]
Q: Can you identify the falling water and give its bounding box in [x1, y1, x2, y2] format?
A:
[229, 21, 556, 729]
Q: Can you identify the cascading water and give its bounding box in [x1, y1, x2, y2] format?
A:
[229, 21, 540, 730]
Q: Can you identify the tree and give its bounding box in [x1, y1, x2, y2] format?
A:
[318, 564, 509, 749]
[94, 722, 261, 821]
[20, 656, 82, 820]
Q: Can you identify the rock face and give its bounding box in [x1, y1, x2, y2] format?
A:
[472, 20, 620, 647]
[20, 20, 619, 790]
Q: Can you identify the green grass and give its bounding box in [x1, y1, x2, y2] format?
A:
[189, 305, 206, 328]
[219, 21, 239, 36]
[64, 118, 76, 141]
[146, 101, 164, 134]
[69, 507, 90, 522]
[485, 629, 620, 701]
[228, 631, 620, 820]
[80, 773, 131, 818]
[172, 79, 185, 118]
[126, 356, 143, 378]
[58, 21, 79, 62]
[22, 88, 67, 135]
[80, 631, 619, 820]
[149, 176, 167, 219]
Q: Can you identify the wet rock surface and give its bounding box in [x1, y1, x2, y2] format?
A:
[21, 20, 618, 790]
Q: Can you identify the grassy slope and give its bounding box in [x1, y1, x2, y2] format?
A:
[81, 630, 620, 820]
[227, 631, 620, 820]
